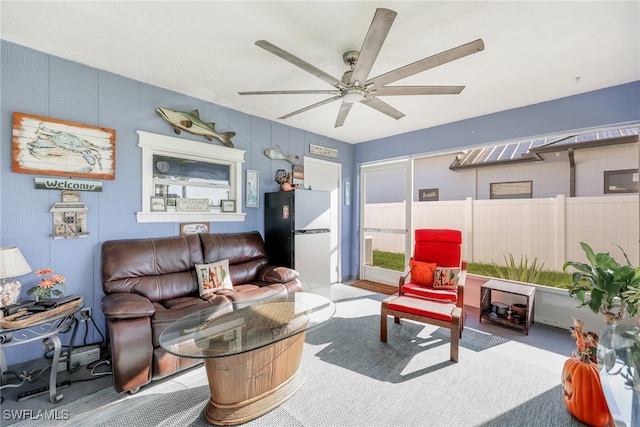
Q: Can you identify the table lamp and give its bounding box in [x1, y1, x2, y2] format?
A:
[0, 247, 32, 307]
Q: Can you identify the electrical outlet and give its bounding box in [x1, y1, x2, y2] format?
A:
[80, 307, 92, 321]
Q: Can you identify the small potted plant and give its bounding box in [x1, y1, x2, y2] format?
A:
[27, 269, 66, 301]
[563, 242, 640, 321]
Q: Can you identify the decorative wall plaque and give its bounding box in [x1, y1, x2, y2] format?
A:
[176, 198, 210, 212]
[50, 191, 88, 239]
[13, 112, 116, 180]
[309, 144, 337, 159]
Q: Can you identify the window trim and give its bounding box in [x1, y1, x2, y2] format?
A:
[136, 131, 246, 223]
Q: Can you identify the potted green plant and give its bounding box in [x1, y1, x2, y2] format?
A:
[563, 242, 640, 320]
[623, 283, 640, 323]
[563, 242, 640, 426]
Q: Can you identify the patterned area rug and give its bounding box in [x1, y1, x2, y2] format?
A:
[17, 291, 585, 427]
[350, 280, 398, 295]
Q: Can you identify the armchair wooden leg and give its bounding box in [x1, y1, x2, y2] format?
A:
[450, 307, 462, 362]
[380, 301, 388, 343]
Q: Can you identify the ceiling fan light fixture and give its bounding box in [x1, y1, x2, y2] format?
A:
[343, 88, 365, 104]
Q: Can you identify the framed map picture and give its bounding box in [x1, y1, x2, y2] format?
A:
[12, 112, 116, 180]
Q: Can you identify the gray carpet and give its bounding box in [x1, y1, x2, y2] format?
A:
[12, 295, 587, 427]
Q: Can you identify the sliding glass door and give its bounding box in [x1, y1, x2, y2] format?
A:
[360, 159, 412, 284]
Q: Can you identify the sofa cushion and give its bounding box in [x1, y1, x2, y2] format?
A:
[101, 234, 202, 302]
[225, 283, 289, 308]
[200, 232, 270, 285]
[195, 259, 234, 296]
[151, 296, 232, 347]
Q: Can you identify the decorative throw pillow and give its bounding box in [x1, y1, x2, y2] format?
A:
[195, 259, 233, 296]
[433, 267, 460, 289]
[409, 259, 437, 286]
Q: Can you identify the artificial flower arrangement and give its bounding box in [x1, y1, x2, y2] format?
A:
[570, 317, 598, 363]
[27, 269, 66, 300]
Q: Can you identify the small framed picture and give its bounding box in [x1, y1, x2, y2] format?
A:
[221, 200, 236, 212]
[150, 196, 167, 212]
[180, 222, 210, 236]
[246, 169, 259, 208]
[418, 188, 439, 201]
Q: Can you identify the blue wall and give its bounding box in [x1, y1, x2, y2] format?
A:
[354, 81, 640, 164]
[2, 38, 638, 366]
[0, 41, 353, 364]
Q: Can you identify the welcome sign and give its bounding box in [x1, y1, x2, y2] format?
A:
[35, 177, 103, 192]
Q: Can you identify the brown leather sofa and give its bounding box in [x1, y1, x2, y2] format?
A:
[101, 231, 302, 393]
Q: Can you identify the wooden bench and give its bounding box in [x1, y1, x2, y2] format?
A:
[381, 295, 462, 362]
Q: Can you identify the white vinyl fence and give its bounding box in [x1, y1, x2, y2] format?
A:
[364, 195, 639, 270]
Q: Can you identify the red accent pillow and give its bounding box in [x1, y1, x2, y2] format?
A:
[409, 259, 437, 286]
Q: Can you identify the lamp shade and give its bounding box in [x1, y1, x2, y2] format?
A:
[0, 247, 32, 279]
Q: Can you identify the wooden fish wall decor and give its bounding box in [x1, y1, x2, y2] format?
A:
[264, 147, 299, 164]
[156, 107, 235, 148]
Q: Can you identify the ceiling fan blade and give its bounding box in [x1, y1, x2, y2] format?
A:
[349, 8, 397, 85]
[360, 97, 405, 120]
[372, 86, 465, 96]
[334, 102, 354, 128]
[367, 39, 485, 88]
[255, 40, 344, 89]
[278, 95, 342, 120]
[239, 90, 339, 95]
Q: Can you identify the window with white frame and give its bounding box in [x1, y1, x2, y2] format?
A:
[136, 131, 246, 223]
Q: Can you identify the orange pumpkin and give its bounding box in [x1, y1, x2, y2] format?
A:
[561, 356, 611, 427]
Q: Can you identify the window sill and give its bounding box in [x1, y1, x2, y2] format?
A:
[136, 212, 247, 223]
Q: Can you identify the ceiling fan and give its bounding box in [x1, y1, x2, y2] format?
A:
[238, 8, 485, 128]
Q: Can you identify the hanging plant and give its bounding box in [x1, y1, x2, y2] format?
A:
[561, 318, 611, 427]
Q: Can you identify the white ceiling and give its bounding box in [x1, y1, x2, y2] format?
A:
[1, 1, 639, 144]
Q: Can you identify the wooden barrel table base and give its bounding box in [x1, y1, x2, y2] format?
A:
[203, 331, 306, 425]
[159, 293, 335, 426]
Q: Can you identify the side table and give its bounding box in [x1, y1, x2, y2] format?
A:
[0, 303, 81, 403]
[479, 279, 535, 335]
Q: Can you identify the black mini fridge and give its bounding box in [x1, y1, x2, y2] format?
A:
[264, 190, 331, 298]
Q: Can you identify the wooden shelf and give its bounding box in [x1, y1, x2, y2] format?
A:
[479, 279, 535, 335]
[480, 309, 527, 331]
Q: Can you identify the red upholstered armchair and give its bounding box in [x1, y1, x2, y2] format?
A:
[399, 229, 466, 321]
[381, 229, 466, 362]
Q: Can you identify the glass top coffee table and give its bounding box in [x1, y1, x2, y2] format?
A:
[160, 292, 335, 425]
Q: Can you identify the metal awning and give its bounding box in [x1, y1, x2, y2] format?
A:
[449, 126, 639, 170]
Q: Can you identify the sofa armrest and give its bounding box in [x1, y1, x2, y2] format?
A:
[102, 293, 155, 320]
[256, 265, 299, 284]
